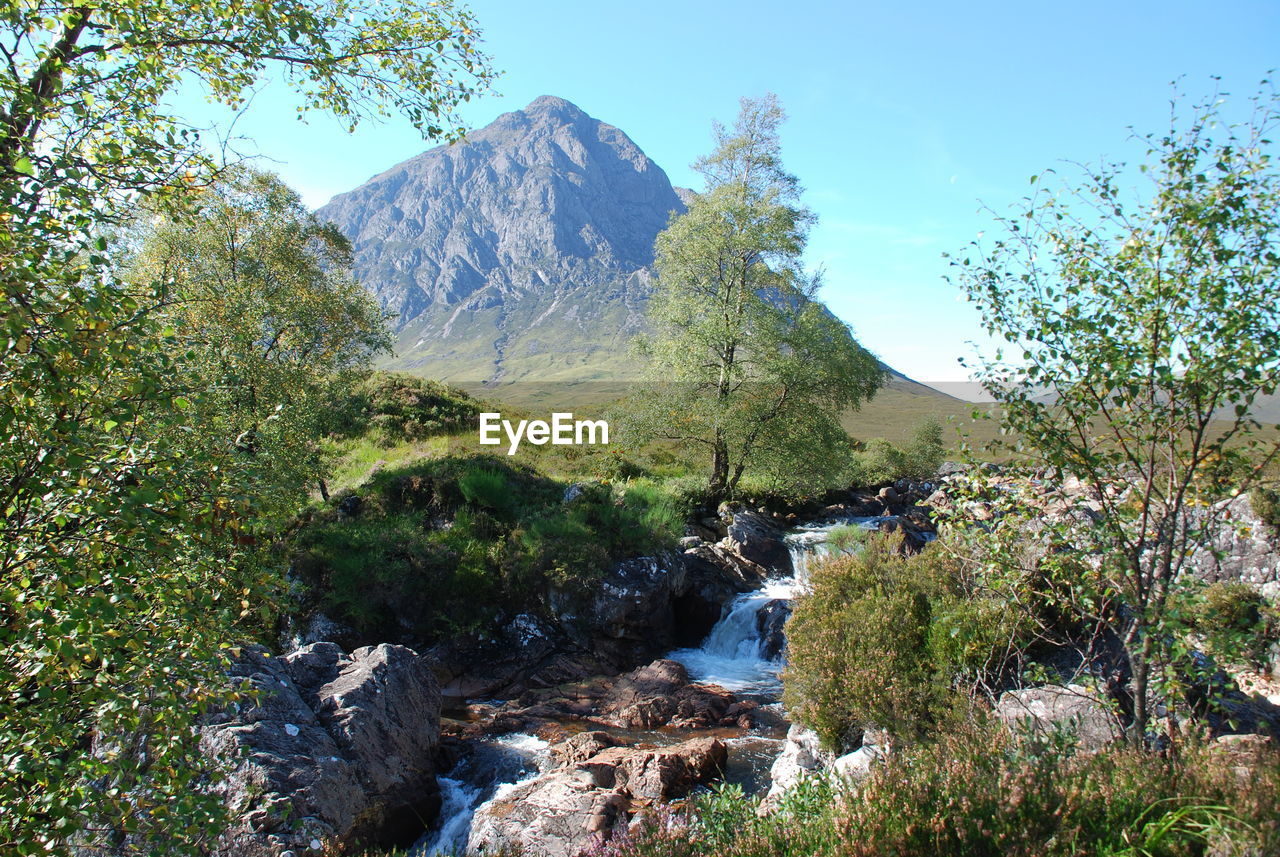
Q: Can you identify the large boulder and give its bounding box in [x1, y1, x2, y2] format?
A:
[1191, 494, 1280, 596]
[994, 685, 1121, 752]
[721, 504, 792, 574]
[201, 643, 442, 857]
[456, 659, 757, 737]
[759, 724, 833, 811]
[468, 736, 726, 856]
[598, 659, 749, 730]
[583, 554, 688, 655]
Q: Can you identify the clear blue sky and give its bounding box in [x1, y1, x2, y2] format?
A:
[173, 0, 1279, 385]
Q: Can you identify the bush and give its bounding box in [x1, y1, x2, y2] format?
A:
[1250, 485, 1280, 535]
[595, 724, 1280, 857]
[833, 723, 1270, 857]
[847, 420, 947, 487]
[849, 437, 907, 486]
[825, 524, 866, 555]
[289, 455, 683, 643]
[328, 372, 480, 442]
[902, 417, 945, 480]
[784, 534, 1031, 749]
[1189, 581, 1277, 667]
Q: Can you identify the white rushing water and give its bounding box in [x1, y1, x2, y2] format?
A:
[668, 516, 891, 696]
[411, 732, 550, 857]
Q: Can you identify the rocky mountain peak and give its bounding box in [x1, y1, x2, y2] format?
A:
[317, 96, 685, 383]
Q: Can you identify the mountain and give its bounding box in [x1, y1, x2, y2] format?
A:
[316, 95, 687, 385]
[317, 95, 954, 410]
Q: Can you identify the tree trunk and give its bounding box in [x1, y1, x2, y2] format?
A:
[709, 440, 729, 502]
[1125, 620, 1152, 746]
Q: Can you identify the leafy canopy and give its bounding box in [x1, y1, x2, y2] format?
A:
[625, 94, 882, 500]
[0, 1, 493, 853]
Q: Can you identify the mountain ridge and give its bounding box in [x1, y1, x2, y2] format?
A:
[317, 95, 952, 401]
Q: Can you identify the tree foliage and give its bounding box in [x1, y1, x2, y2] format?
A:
[625, 95, 882, 500]
[950, 82, 1280, 742]
[130, 167, 392, 498]
[0, 2, 493, 852]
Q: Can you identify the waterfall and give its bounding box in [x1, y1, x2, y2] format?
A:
[411, 733, 549, 856]
[668, 516, 891, 697]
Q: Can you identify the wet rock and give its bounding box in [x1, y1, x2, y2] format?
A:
[599, 659, 744, 730]
[587, 555, 688, 654]
[457, 659, 755, 737]
[591, 737, 728, 800]
[755, 600, 790, 661]
[995, 685, 1120, 751]
[200, 644, 442, 857]
[469, 736, 726, 856]
[720, 504, 792, 573]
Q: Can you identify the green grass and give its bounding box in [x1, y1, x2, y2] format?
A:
[292, 453, 688, 643]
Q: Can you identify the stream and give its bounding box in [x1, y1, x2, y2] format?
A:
[412, 513, 895, 855]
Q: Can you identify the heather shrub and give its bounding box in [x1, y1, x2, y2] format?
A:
[593, 728, 1280, 857]
[784, 534, 1031, 749]
[834, 723, 1262, 857]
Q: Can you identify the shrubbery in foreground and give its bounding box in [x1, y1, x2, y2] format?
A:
[783, 534, 1032, 749]
[596, 723, 1280, 857]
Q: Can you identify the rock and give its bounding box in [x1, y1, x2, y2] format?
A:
[289, 643, 442, 824]
[580, 554, 688, 666]
[336, 494, 362, 518]
[467, 769, 629, 857]
[995, 685, 1120, 751]
[552, 731, 623, 768]
[720, 504, 792, 573]
[755, 599, 790, 661]
[201, 644, 442, 857]
[456, 658, 754, 738]
[469, 736, 726, 856]
[877, 486, 899, 504]
[760, 725, 833, 811]
[1190, 494, 1280, 591]
[598, 659, 742, 730]
[296, 612, 353, 647]
[831, 746, 881, 783]
[562, 482, 594, 504]
[591, 737, 728, 800]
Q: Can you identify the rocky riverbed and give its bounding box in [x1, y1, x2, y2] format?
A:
[190, 473, 1280, 857]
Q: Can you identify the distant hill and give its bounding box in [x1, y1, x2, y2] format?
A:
[317, 95, 956, 410]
